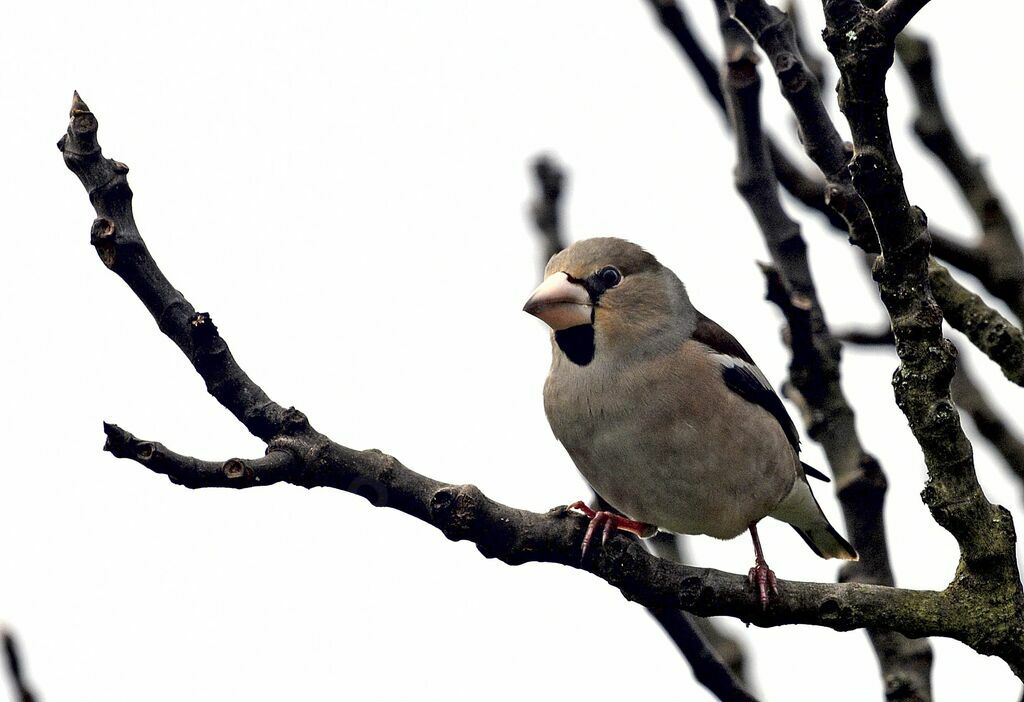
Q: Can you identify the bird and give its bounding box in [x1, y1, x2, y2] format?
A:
[523, 237, 857, 606]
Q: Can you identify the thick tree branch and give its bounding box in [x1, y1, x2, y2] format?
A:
[718, 11, 932, 697]
[819, 0, 1024, 670]
[2, 629, 38, 702]
[59, 95, 1024, 679]
[785, 0, 827, 88]
[726, 0, 877, 250]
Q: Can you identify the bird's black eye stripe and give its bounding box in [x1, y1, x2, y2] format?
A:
[597, 266, 622, 289]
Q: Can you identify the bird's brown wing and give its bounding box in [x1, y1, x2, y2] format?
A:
[691, 312, 801, 453]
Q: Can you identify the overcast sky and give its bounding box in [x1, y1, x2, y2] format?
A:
[3, 1, 1024, 700]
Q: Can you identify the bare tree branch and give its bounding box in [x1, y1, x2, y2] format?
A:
[57, 104, 287, 443]
[58, 92, 1024, 679]
[2, 628, 38, 702]
[929, 261, 1024, 386]
[840, 329, 1024, 492]
[819, 0, 1024, 665]
[717, 8, 932, 697]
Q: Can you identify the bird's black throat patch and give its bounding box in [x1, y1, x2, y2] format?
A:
[555, 324, 595, 366]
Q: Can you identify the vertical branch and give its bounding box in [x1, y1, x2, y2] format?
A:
[821, 0, 1024, 664]
[714, 5, 932, 698]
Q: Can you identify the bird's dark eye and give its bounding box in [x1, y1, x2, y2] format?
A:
[597, 266, 622, 289]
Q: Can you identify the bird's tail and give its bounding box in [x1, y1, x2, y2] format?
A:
[791, 522, 858, 561]
[770, 474, 858, 561]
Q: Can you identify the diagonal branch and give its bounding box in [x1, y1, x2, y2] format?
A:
[716, 9, 932, 697]
[875, 0, 932, 38]
[2, 628, 38, 702]
[647, 606, 758, 702]
[57, 92, 288, 443]
[58, 95, 1024, 679]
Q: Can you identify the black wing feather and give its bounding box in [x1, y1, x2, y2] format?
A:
[720, 363, 802, 452]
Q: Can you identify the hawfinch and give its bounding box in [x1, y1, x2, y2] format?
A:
[524, 237, 857, 605]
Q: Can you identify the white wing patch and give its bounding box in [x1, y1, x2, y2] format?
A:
[711, 353, 773, 390]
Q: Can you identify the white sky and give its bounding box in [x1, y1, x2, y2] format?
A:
[2, 1, 1023, 700]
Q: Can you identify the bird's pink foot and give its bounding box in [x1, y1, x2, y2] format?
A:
[747, 558, 778, 609]
[567, 501, 656, 562]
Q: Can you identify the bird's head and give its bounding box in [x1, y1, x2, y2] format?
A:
[523, 237, 694, 365]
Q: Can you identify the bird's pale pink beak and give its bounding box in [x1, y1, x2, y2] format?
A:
[523, 272, 592, 330]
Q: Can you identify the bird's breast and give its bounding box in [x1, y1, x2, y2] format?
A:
[543, 344, 797, 539]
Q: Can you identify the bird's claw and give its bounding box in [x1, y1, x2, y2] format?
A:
[747, 559, 779, 609]
[566, 501, 655, 563]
